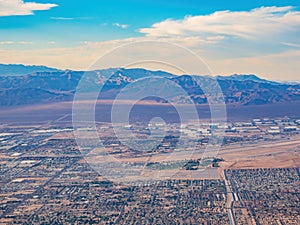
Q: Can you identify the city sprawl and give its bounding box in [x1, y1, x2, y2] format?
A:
[0, 117, 300, 224]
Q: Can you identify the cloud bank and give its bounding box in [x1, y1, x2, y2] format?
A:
[0, 0, 57, 16]
[140, 6, 300, 42]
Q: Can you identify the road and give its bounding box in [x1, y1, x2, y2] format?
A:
[222, 170, 236, 225]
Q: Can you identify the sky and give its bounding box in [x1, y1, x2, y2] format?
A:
[0, 0, 300, 80]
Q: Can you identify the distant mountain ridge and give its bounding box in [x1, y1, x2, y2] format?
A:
[0, 64, 60, 76]
[216, 74, 278, 84]
[0, 64, 299, 107]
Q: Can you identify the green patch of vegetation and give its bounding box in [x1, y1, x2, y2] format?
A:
[146, 157, 224, 170]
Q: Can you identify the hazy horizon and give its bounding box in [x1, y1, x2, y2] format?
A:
[1, 62, 300, 82]
[0, 1, 300, 81]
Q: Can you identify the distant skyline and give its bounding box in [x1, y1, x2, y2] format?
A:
[0, 0, 300, 80]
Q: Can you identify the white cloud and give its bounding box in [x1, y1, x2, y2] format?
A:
[0, 0, 57, 16]
[0, 41, 33, 45]
[113, 23, 129, 29]
[51, 17, 74, 20]
[140, 6, 300, 42]
[0, 41, 14, 45]
[281, 42, 300, 48]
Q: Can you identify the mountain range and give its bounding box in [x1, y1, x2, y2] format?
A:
[0, 64, 60, 76]
[0, 64, 299, 107]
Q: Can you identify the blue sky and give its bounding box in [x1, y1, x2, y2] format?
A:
[0, 0, 300, 80]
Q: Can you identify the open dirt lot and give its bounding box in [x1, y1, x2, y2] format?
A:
[218, 137, 300, 169]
